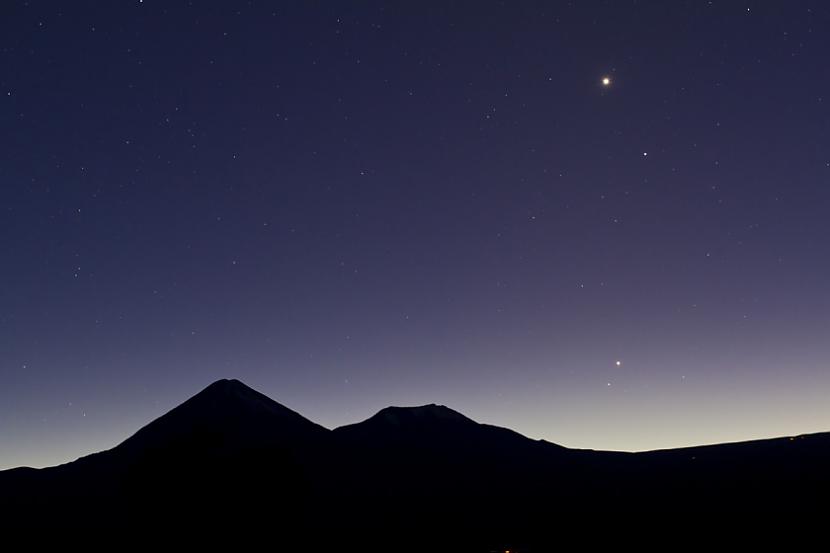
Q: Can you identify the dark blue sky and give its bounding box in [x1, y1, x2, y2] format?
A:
[3, 1, 829, 468]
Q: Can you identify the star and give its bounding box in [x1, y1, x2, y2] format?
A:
[601, 76, 611, 87]
[615, 360, 622, 367]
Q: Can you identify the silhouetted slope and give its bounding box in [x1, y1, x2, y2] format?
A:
[1, 379, 330, 534]
[627, 432, 830, 510]
[2, 379, 830, 547]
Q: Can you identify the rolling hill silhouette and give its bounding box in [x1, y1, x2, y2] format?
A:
[2, 378, 828, 547]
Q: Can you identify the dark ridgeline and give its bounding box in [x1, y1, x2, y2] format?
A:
[1, 379, 828, 548]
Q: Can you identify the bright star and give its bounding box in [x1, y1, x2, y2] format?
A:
[601, 76, 611, 87]
[615, 360, 622, 367]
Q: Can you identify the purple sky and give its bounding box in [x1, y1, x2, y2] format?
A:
[2, 1, 829, 469]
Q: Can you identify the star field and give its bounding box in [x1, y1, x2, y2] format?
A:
[2, 1, 829, 469]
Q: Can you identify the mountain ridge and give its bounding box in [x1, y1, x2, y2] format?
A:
[2, 378, 828, 545]
[6, 378, 827, 470]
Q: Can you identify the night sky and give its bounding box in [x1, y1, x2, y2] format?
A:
[3, 1, 830, 469]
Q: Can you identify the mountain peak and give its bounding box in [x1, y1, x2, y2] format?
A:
[184, 378, 298, 417]
[205, 377, 246, 388]
[333, 404, 477, 439]
[113, 378, 327, 455]
[373, 404, 474, 426]
[197, 378, 260, 399]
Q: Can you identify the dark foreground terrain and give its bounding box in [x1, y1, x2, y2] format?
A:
[2, 379, 828, 548]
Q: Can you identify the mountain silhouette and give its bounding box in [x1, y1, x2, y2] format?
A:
[115, 378, 328, 455]
[1, 379, 329, 536]
[2, 378, 829, 547]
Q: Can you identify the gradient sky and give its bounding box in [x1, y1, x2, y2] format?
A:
[2, 1, 830, 469]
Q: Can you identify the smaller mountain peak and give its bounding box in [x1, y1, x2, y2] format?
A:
[332, 402, 478, 440]
[372, 403, 475, 426]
